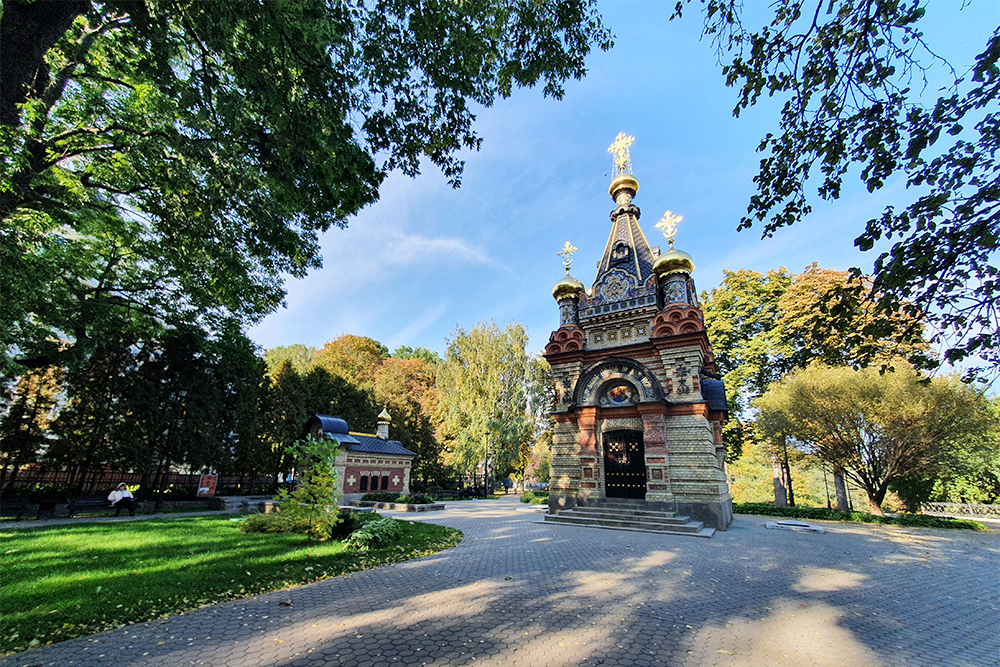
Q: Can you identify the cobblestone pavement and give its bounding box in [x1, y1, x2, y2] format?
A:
[4, 496, 998, 667]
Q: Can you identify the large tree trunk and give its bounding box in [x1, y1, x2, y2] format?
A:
[782, 460, 795, 507]
[833, 467, 849, 512]
[0, 0, 90, 127]
[771, 448, 787, 506]
[866, 494, 885, 516]
[864, 484, 887, 516]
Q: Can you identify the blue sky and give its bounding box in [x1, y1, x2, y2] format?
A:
[248, 1, 997, 360]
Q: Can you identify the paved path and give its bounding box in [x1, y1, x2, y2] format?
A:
[4, 496, 998, 667]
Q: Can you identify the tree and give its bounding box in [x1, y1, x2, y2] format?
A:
[392, 346, 443, 367]
[0, 0, 611, 373]
[263, 345, 317, 375]
[754, 363, 994, 515]
[372, 357, 444, 488]
[275, 436, 342, 542]
[260, 361, 376, 476]
[437, 321, 532, 490]
[0, 365, 62, 491]
[702, 267, 794, 460]
[702, 264, 929, 458]
[312, 335, 388, 389]
[676, 0, 999, 378]
[890, 392, 1000, 510]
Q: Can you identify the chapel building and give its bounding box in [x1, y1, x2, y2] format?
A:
[302, 409, 415, 502]
[543, 134, 732, 530]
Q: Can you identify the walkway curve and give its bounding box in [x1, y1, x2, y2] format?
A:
[3, 495, 998, 667]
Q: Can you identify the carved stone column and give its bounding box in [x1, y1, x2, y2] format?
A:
[548, 413, 581, 512]
[576, 408, 600, 501]
[639, 408, 673, 504]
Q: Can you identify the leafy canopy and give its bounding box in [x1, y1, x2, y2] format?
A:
[754, 363, 995, 515]
[0, 0, 611, 373]
[676, 0, 999, 379]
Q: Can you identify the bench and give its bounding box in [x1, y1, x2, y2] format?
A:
[67, 497, 142, 517]
[0, 498, 32, 520]
[67, 498, 111, 517]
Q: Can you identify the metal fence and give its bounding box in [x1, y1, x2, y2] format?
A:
[1, 466, 282, 499]
[920, 502, 1000, 518]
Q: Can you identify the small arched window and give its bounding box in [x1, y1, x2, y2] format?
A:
[381, 475, 389, 490]
[359, 476, 368, 491]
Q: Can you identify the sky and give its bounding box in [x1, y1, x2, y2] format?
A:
[248, 0, 997, 361]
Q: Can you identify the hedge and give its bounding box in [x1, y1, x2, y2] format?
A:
[732, 502, 986, 531]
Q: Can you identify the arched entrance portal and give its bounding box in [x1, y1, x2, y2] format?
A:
[603, 429, 646, 499]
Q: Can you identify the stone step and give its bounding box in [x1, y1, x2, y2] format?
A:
[567, 507, 681, 521]
[547, 510, 704, 531]
[544, 513, 715, 538]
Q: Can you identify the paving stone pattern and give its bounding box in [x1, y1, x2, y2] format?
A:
[4, 496, 998, 667]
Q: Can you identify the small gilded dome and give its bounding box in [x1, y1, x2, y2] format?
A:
[653, 247, 695, 276]
[552, 270, 586, 300]
[608, 173, 639, 202]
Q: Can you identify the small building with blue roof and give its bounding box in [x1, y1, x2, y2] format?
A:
[302, 409, 416, 501]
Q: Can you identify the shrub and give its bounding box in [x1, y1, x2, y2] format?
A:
[396, 493, 433, 504]
[361, 492, 400, 502]
[344, 516, 404, 551]
[274, 437, 343, 541]
[11, 482, 71, 502]
[240, 513, 309, 534]
[732, 502, 986, 530]
[521, 491, 535, 503]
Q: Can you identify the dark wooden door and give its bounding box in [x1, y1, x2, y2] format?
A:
[603, 429, 646, 499]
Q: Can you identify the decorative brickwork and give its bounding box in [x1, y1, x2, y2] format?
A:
[544, 154, 732, 530]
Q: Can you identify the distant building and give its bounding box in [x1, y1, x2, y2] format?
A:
[302, 409, 415, 501]
[543, 134, 732, 530]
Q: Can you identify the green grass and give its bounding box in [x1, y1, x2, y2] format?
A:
[732, 502, 987, 530]
[0, 515, 462, 655]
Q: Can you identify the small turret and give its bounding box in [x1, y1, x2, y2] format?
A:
[377, 407, 391, 440]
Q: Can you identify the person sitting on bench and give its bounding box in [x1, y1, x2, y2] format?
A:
[108, 483, 136, 517]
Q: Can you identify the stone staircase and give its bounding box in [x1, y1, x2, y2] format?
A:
[543, 498, 715, 538]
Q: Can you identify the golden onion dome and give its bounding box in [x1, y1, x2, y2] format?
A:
[552, 270, 586, 300]
[653, 247, 695, 276]
[608, 173, 639, 202]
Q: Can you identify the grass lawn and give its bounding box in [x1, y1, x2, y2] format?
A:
[0, 515, 462, 655]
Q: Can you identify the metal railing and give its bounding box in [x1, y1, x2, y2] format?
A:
[920, 502, 1000, 518]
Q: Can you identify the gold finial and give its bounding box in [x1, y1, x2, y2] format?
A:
[607, 132, 635, 176]
[656, 211, 683, 250]
[558, 241, 578, 272]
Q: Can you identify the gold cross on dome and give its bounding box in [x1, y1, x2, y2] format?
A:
[558, 241, 578, 269]
[607, 132, 635, 175]
[656, 211, 683, 248]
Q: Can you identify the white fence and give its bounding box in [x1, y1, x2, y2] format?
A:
[920, 502, 1000, 518]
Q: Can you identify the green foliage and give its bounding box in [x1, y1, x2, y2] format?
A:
[263, 345, 317, 374]
[702, 265, 930, 463]
[520, 491, 548, 505]
[360, 492, 434, 505]
[0, 515, 461, 653]
[344, 516, 405, 551]
[275, 437, 343, 541]
[0, 0, 611, 374]
[240, 512, 314, 535]
[392, 346, 443, 366]
[437, 320, 533, 482]
[361, 492, 402, 502]
[754, 363, 997, 515]
[676, 0, 998, 378]
[396, 493, 433, 505]
[732, 502, 985, 531]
